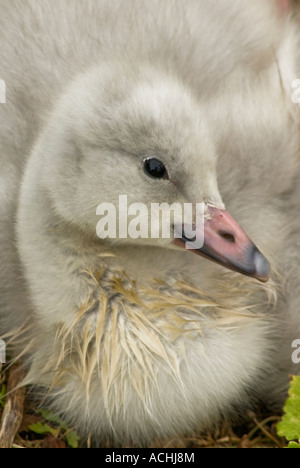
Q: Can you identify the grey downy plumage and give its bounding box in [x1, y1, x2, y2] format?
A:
[0, 0, 299, 446]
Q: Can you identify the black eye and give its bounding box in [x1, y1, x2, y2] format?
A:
[143, 158, 168, 180]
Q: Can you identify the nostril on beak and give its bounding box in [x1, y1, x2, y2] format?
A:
[218, 231, 235, 243]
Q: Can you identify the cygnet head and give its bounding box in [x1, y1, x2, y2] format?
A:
[37, 62, 270, 282]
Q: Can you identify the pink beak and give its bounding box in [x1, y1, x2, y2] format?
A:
[174, 207, 270, 283]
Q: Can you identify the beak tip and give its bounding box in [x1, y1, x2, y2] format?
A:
[253, 250, 271, 283]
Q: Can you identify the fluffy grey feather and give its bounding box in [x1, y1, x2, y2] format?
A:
[0, 0, 300, 446]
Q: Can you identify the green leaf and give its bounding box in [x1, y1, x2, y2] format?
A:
[287, 442, 300, 448]
[39, 409, 64, 426]
[277, 376, 300, 442]
[0, 384, 6, 408]
[34, 409, 80, 447]
[29, 422, 59, 438]
[66, 430, 80, 449]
